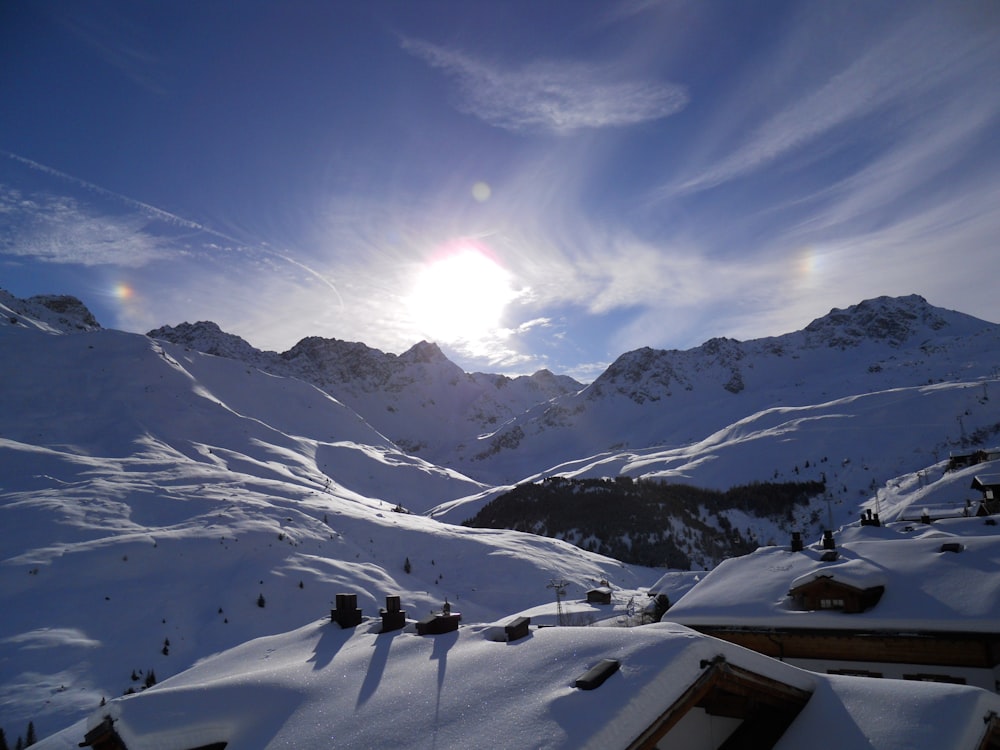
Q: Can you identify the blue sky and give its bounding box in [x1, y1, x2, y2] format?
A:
[2, 1, 999, 380]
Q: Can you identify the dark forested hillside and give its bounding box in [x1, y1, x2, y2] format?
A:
[464, 476, 826, 568]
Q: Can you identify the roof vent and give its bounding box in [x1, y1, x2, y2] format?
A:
[416, 599, 461, 635]
[504, 616, 531, 642]
[575, 659, 620, 690]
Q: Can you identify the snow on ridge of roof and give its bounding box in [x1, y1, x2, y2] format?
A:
[775, 673, 1000, 750]
[667, 522, 1000, 631]
[789, 558, 887, 592]
[67, 616, 1000, 750]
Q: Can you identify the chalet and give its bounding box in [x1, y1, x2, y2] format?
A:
[948, 450, 991, 471]
[666, 517, 1000, 692]
[972, 474, 1000, 516]
[586, 585, 614, 605]
[75, 619, 1000, 750]
[787, 561, 886, 614]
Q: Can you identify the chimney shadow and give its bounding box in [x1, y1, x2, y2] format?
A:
[355, 627, 400, 708]
[308, 620, 356, 671]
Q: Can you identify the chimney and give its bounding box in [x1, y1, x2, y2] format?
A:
[380, 595, 406, 633]
[921, 509, 932, 524]
[822, 530, 835, 550]
[860, 509, 881, 527]
[332, 593, 363, 628]
[791, 531, 804, 552]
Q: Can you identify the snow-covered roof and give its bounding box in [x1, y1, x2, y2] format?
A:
[41, 619, 1000, 750]
[788, 558, 888, 592]
[667, 519, 1000, 632]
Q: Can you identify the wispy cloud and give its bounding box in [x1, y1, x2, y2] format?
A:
[670, 5, 1000, 195]
[48, 4, 169, 96]
[0, 185, 173, 268]
[400, 37, 687, 134]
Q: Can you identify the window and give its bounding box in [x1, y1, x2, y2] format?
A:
[819, 598, 845, 610]
[827, 669, 883, 678]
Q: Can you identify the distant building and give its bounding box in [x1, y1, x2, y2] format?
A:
[972, 474, 1000, 516]
[666, 518, 1000, 692]
[586, 585, 613, 605]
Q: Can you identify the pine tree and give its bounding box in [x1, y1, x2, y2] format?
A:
[24, 722, 35, 747]
[257, 593, 266, 608]
[0, 727, 9, 750]
[404, 557, 411, 574]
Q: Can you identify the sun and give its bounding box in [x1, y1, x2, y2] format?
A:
[406, 242, 516, 344]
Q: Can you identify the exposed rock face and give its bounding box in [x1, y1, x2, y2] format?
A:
[147, 321, 262, 361]
[138, 293, 999, 485]
[802, 294, 951, 347]
[465, 294, 1000, 481]
[145, 323, 581, 466]
[0, 289, 101, 332]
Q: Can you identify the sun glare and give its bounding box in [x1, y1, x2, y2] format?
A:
[406, 243, 516, 344]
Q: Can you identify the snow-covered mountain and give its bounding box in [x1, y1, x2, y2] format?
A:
[147, 321, 582, 464]
[151, 295, 1000, 504]
[450, 295, 1000, 487]
[0, 293, 648, 740]
[4, 288, 1000, 744]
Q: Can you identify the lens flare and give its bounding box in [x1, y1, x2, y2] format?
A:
[114, 283, 135, 300]
[472, 181, 491, 202]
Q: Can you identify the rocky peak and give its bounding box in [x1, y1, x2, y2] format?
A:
[147, 321, 262, 361]
[802, 294, 947, 348]
[1, 290, 102, 332]
[399, 340, 449, 365]
[282, 337, 393, 387]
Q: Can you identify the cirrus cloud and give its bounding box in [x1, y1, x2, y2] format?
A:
[401, 37, 688, 134]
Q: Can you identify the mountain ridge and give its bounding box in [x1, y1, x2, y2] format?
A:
[4, 288, 1000, 739]
[460, 294, 1000, 483]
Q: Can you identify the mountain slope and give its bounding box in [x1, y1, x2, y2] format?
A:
[147, 323, 583, 465]
[0, 314, 650, 737]
[457, 295, 1000, 484]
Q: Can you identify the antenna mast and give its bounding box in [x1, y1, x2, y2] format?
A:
[547, 578, 568, 626]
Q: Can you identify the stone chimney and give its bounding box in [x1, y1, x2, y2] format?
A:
[380, 595, 406, 633]
[791, 531, 804, 552]
[332, 593, 363, 628]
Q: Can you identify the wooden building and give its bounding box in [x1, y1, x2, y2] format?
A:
[666, 518, 1000, 692]
[75, 619, 1000, 750]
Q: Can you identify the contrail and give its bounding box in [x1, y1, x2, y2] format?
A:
[1, 150, 344, 307]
